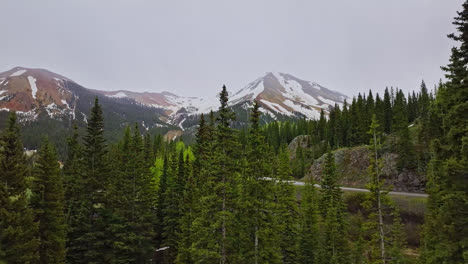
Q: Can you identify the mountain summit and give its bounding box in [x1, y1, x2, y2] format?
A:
[230, 72, 348, 119]
[0, 66, 76, 121]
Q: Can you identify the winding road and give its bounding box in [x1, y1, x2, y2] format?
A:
[292, 181, 428, 198]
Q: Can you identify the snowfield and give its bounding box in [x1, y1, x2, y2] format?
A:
[27, 76, 38, 99]
[10, 69, 27, 77]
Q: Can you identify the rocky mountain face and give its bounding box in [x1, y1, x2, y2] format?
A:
[0, 67, 76, 122]
[94, 89, 217, 128]
[0, 67, 173, 154]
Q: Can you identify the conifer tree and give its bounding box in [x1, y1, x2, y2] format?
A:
[341, 100, 351, 147]
[176, 157, 196, 264]
[319, 152, 350, 263]
[127, 124, 155, 262]
[81, 97, 112, 262]
[275, 145, 299, 263]
[162, 151, 184, 261]
[0, 112, 39, 263]
[154, 155, 169, 249]
[191, 112, 222, 263]
[238, 102, 281, 263]
[383, 88, 392, 134]
[298, 177, 320, 264]
[388, 210, 407, 264]
[144, 133, 154, 167]
[292, 146, 306, 179]
[365, 114, 388, 263]
[63, 125, 88, 263]
[422, 2, 468, 262]
[318, 109, 327, 141]
[374, 93, 385, 132]
[212, 85, 240, 263]
[32, 138, 66, 264]
[153, 134, 164, 157]
[418, 80, 430, 118]
[392, 90, 416, 170]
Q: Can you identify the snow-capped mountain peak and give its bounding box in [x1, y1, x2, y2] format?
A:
[229, 72, 348, 120]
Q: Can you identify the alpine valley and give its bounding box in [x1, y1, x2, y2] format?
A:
[0, 66, 347, 153]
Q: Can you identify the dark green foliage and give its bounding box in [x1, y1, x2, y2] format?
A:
[77, 97, 112, 263]
[275, 146, 299, 263]
[176, 157, 196, 264]
[63, 124, 88, 263]
[32, 138, 66, 264]
[0, 113, 39, 264]
[422, 2, 468, 262]
[392, 90, 416, 170]
[237, 102, 281, 263]
[298, 181, 320, 264]
[210, 85, 241, 263]
[383, 87, 393, 134]
[319, 152, 351, 263]
[162, 152, 183, 261]
[154, 155, 169, 249]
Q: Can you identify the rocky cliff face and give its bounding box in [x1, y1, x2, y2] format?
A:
[287, 135, 311, 160]
[288, 136, 426, 192]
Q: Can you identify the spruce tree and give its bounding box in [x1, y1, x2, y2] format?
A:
[213, 85, 240, 263]
[238, 102, 281, 263]
[176, 157, 196, 264]
[191, 112, 220, 263]
[81, 97, 111, 263]
[365, 115, 388, 263]
[392, 90, 416, 170]
[341, 100, 351, 147]
[298, 176, 320, 263]
[319, 152, 350, 263]
[154, 155, 170, 249]
[32, 138, 66, 264]
[383, 87, 392, 134]
[0, 112, 39, 263]
[275, 145, 299, 263]
[422, 2, 468, 262]
[162, 152, 183, 262]
[63, 125, 88, 263]
[388, 210, 407, 264]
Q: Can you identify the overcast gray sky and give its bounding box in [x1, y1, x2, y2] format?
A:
[0, 0, 462, 99]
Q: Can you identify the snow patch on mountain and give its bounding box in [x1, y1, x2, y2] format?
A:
[165, 94, 217, 115]
[260, 99, 293, 116]
[318, 96, 339, 108]
[178, 118, 186, 131]
[27, 76, 38, 99]
[273, 73, 320, 105]
[109, 92, 127, 98]
[10, 69, 27, 77]
[230, 77, 264, 105]
[283, 100, 321, 119]
[16, 109, 39, 122]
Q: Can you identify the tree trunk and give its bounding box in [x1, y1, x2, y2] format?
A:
[374, 130, 386, 263]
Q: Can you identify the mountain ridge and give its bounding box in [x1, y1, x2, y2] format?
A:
[0, 67, 348, 128]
